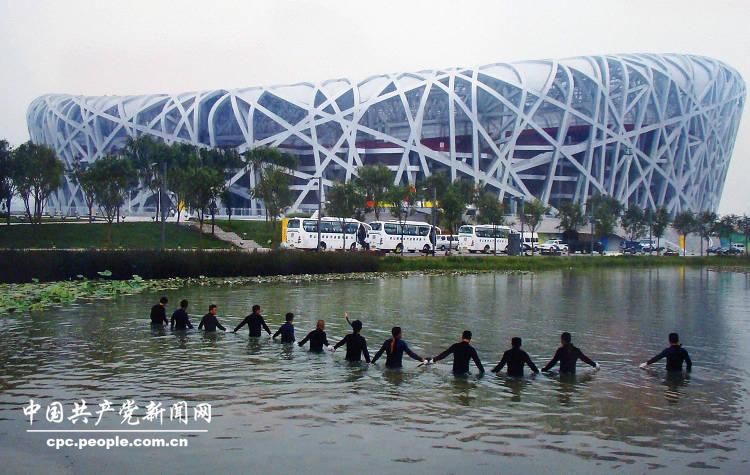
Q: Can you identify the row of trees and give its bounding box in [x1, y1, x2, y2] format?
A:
[556, 198, 750, 256]
[2, 138, 748, 254]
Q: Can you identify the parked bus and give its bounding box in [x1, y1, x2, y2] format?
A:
[457, 225, 513, 254]
[368, 220, 439, 253]
[286, 217, 370, 251]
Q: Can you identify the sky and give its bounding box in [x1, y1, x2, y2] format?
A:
[0, 0, 748, 213]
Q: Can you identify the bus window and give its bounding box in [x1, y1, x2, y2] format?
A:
[417, 226, 430, 236]
[458, 226, 474, 235]
[404, 225, 417, 236]
[495, 228, 509, 238]
[370, 222, 382, 231]
[288, 219, 300, 229]
[303, 220, 318, 232]
[384, 223, 399, 235]
[344, 222, 358, 234]
[476, 228, 491, 238]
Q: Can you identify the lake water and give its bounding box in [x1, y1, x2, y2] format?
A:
[1, 268, 749, 474]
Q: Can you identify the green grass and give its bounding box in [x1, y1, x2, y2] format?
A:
[378, 255, 750, 272]
[0, 222, 234, 250]
[214, 219, 281, 248]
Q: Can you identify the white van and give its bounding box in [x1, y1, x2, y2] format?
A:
[457, 225, 513, 254]
[368, 220, 439, 253]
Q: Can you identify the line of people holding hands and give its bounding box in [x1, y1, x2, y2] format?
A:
[150, 297, 693, 375]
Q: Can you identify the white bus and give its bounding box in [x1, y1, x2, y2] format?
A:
[368, 220, 439, 253]
[457, 225, 513, 254]
[286, 217, 370, 251]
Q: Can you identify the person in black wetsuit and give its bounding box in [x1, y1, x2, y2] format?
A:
[640, 332, 692, 372]
[430, 330, 484, 374]
[541, 332, 599, 374]
[150, 297, 169, 326]
[273, 313, 296, 343]
[492, 337, 539, 377]
[371, 326, 426, 368]
[198, 304, 226, 332]
[333, 320, 370, 362]
[170, 299, 194, 330]
[298, 320, 330, 352]
[232, 304, 272, 337]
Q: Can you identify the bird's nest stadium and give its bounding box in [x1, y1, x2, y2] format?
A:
[27, 53, 745, 216]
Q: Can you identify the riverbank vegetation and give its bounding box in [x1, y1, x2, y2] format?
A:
[0, 222, 232, 250]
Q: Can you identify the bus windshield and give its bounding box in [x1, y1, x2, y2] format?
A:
[287, 219, 300, 229]
[370, 222, 382, 231]
[458, 226, 474, 235]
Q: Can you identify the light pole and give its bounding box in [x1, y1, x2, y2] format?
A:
[317, 176, 322, 251]
[519, 198, 525, 257]
[588, 201, 595, 256]
[160, 160, 167, 251]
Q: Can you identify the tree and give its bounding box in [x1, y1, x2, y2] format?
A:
[715, 214, 738, 249]
[89, 155, 136, 244]
[440, 185, 467, 234]
[522, 199, 549, 255]
[165, 143, 199, 223]
[476, 192, 505, 254]
[672, 210, 697, 256]
[697, 211, 718, 256]
[186, 166, 226, 246]
[587, 194, 623, 253]
[123, 135, 171, 220]
[12, 142, 65, 224]
[556, 202, 586, 254]
[251, 166, 294, 228]
[356, 164, 393, 220]
[387, 184, 417, 253]
[220, 187, 234, 222]
[326, 182, 363, 251]
[418, 171, 450, 230]
[651, 206, 670, 255]
[737, 215, 750, 256]
[621, 207, 647, 241]
[245, 147, 297, 227]
[0, 140, 16, 225]
[69, 161, 98, 223]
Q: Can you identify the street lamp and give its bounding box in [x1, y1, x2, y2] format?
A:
[315, 176, 322, 251]
[151, 161, 167, 251]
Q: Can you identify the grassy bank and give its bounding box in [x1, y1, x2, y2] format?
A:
[0, 222, 233, 250]
[214, 219, 280, 248]
[379, 255, 750, 272]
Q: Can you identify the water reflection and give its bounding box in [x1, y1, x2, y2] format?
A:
[0, 269, 749, 473]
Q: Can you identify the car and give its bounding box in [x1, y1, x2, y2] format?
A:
[706, 245, 723, 255]
[436, 234, 459, 251]
[663, 248, 680, 256]
[719, 246, 743, 256]
[539, 239, 567, 255]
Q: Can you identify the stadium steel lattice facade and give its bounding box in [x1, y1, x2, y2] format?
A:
[28, 53, 745, 215]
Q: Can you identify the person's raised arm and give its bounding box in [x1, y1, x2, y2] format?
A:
[371, 340, 387, 364]
[525, 351, 539, 373]
[542, 348, 561, 372]
[344, 312, 352, 328]
[491, 353, 508, 373]
[471, 347, 484, 373]
[233, 316, 248, 333]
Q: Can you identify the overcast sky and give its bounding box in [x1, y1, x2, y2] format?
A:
[0, 0, 747, 213]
